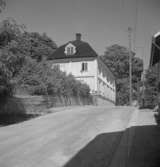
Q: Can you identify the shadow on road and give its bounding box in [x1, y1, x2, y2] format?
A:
[0, 113, 38, 126]
[154, 109, 160, 124]
[0, 97, 38, 126]
[64, 131, 124, 167]
[63, 125, 160, 167]
[127, 125, 160, 167]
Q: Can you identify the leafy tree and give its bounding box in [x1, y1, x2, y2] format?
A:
[101, 44, 143, 105]
[140, 67, 158, 108]
[0, 18, 25, 47]
[0, 18, 57, 75]
[0, 18, 23, 104]
[0, 18, 56, 103]
[18, 32, 57, 61]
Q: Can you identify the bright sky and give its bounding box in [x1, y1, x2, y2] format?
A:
[1, 0, 160, 68]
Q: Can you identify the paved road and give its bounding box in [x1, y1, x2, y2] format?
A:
[127, 110, 160, 167]
[0, 106, 135, 167]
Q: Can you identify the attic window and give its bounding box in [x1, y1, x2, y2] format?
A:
[64, 43, 76, 55]
[67, 47, 74, 55]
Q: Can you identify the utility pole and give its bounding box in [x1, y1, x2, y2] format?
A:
[128, 27, 132, 105]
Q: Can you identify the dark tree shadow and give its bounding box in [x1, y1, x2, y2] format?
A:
[0, 97, 39, 125]
[63, 131, 124, 167]
[154, 107, 160, 124]
[63, 125, 160, 167]
[127, 125, 160, 167]
[154, 113, 160, 124]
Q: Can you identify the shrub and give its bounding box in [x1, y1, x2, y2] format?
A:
[15, 59, 91, 99]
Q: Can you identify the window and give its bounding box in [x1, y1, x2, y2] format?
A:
[67, 47, 71, 55]
[70, 47, 74, 54]
[51, 64, 60, 69]
[81, 62, 88, 72]
[64, 43, 76, 55]
[66, 47, 74, 55]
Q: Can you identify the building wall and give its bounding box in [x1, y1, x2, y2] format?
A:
[51, 57, 116, 104]
[51, 57, 97, 92]
[95, 95, 115, 106]
[97, 58, 116, 103]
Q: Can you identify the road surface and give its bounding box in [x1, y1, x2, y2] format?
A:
[0, 106, 135, 167]
[127, 110, 160, 167]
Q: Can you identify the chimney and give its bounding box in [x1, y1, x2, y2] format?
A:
[76, 33, 81, 41]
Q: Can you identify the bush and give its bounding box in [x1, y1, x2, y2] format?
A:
[139, 68, 158, 109]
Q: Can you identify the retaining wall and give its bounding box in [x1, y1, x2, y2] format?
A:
[0, 95, 94, 115]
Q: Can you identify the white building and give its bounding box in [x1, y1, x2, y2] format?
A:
[51, 34, 116, 104]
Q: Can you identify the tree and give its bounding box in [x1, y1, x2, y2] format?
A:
[0, 18, 57, 102]
[0, 18, 57, 76]
[18, 32, 57, 61]
[0, 18, 27, 80]
[0, 18, 25, 47]
[140, 67, 158, 108]
[101, 44, 143, 105]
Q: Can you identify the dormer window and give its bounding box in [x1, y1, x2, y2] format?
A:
[64, 43, 76, 55]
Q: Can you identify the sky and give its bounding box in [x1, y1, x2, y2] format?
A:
[1, 0, 160, 69]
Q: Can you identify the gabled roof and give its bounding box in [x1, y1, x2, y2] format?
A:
[51, 39, 98, 59]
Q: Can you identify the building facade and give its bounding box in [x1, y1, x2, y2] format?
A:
[51, 34, 116, 104]
[150, 32, 160, 86]
[150, 32, 160, 107]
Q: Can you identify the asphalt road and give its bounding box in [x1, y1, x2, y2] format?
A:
[127, 110, 160, 167]
[0, 106, 135, 167]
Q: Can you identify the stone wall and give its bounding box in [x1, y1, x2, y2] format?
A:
[0, 94, 115, 116]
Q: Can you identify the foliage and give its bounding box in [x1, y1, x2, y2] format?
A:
[0, 18, 56, 93]
[15, 60, 91, 99]
[101, 44, 143, 105]
[0, 18, 25, 47]
[0, 17, 92, 113]
[139, 68, 158, 108]
[18, 32, 57, 61]
[0, 18, 26, 103]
